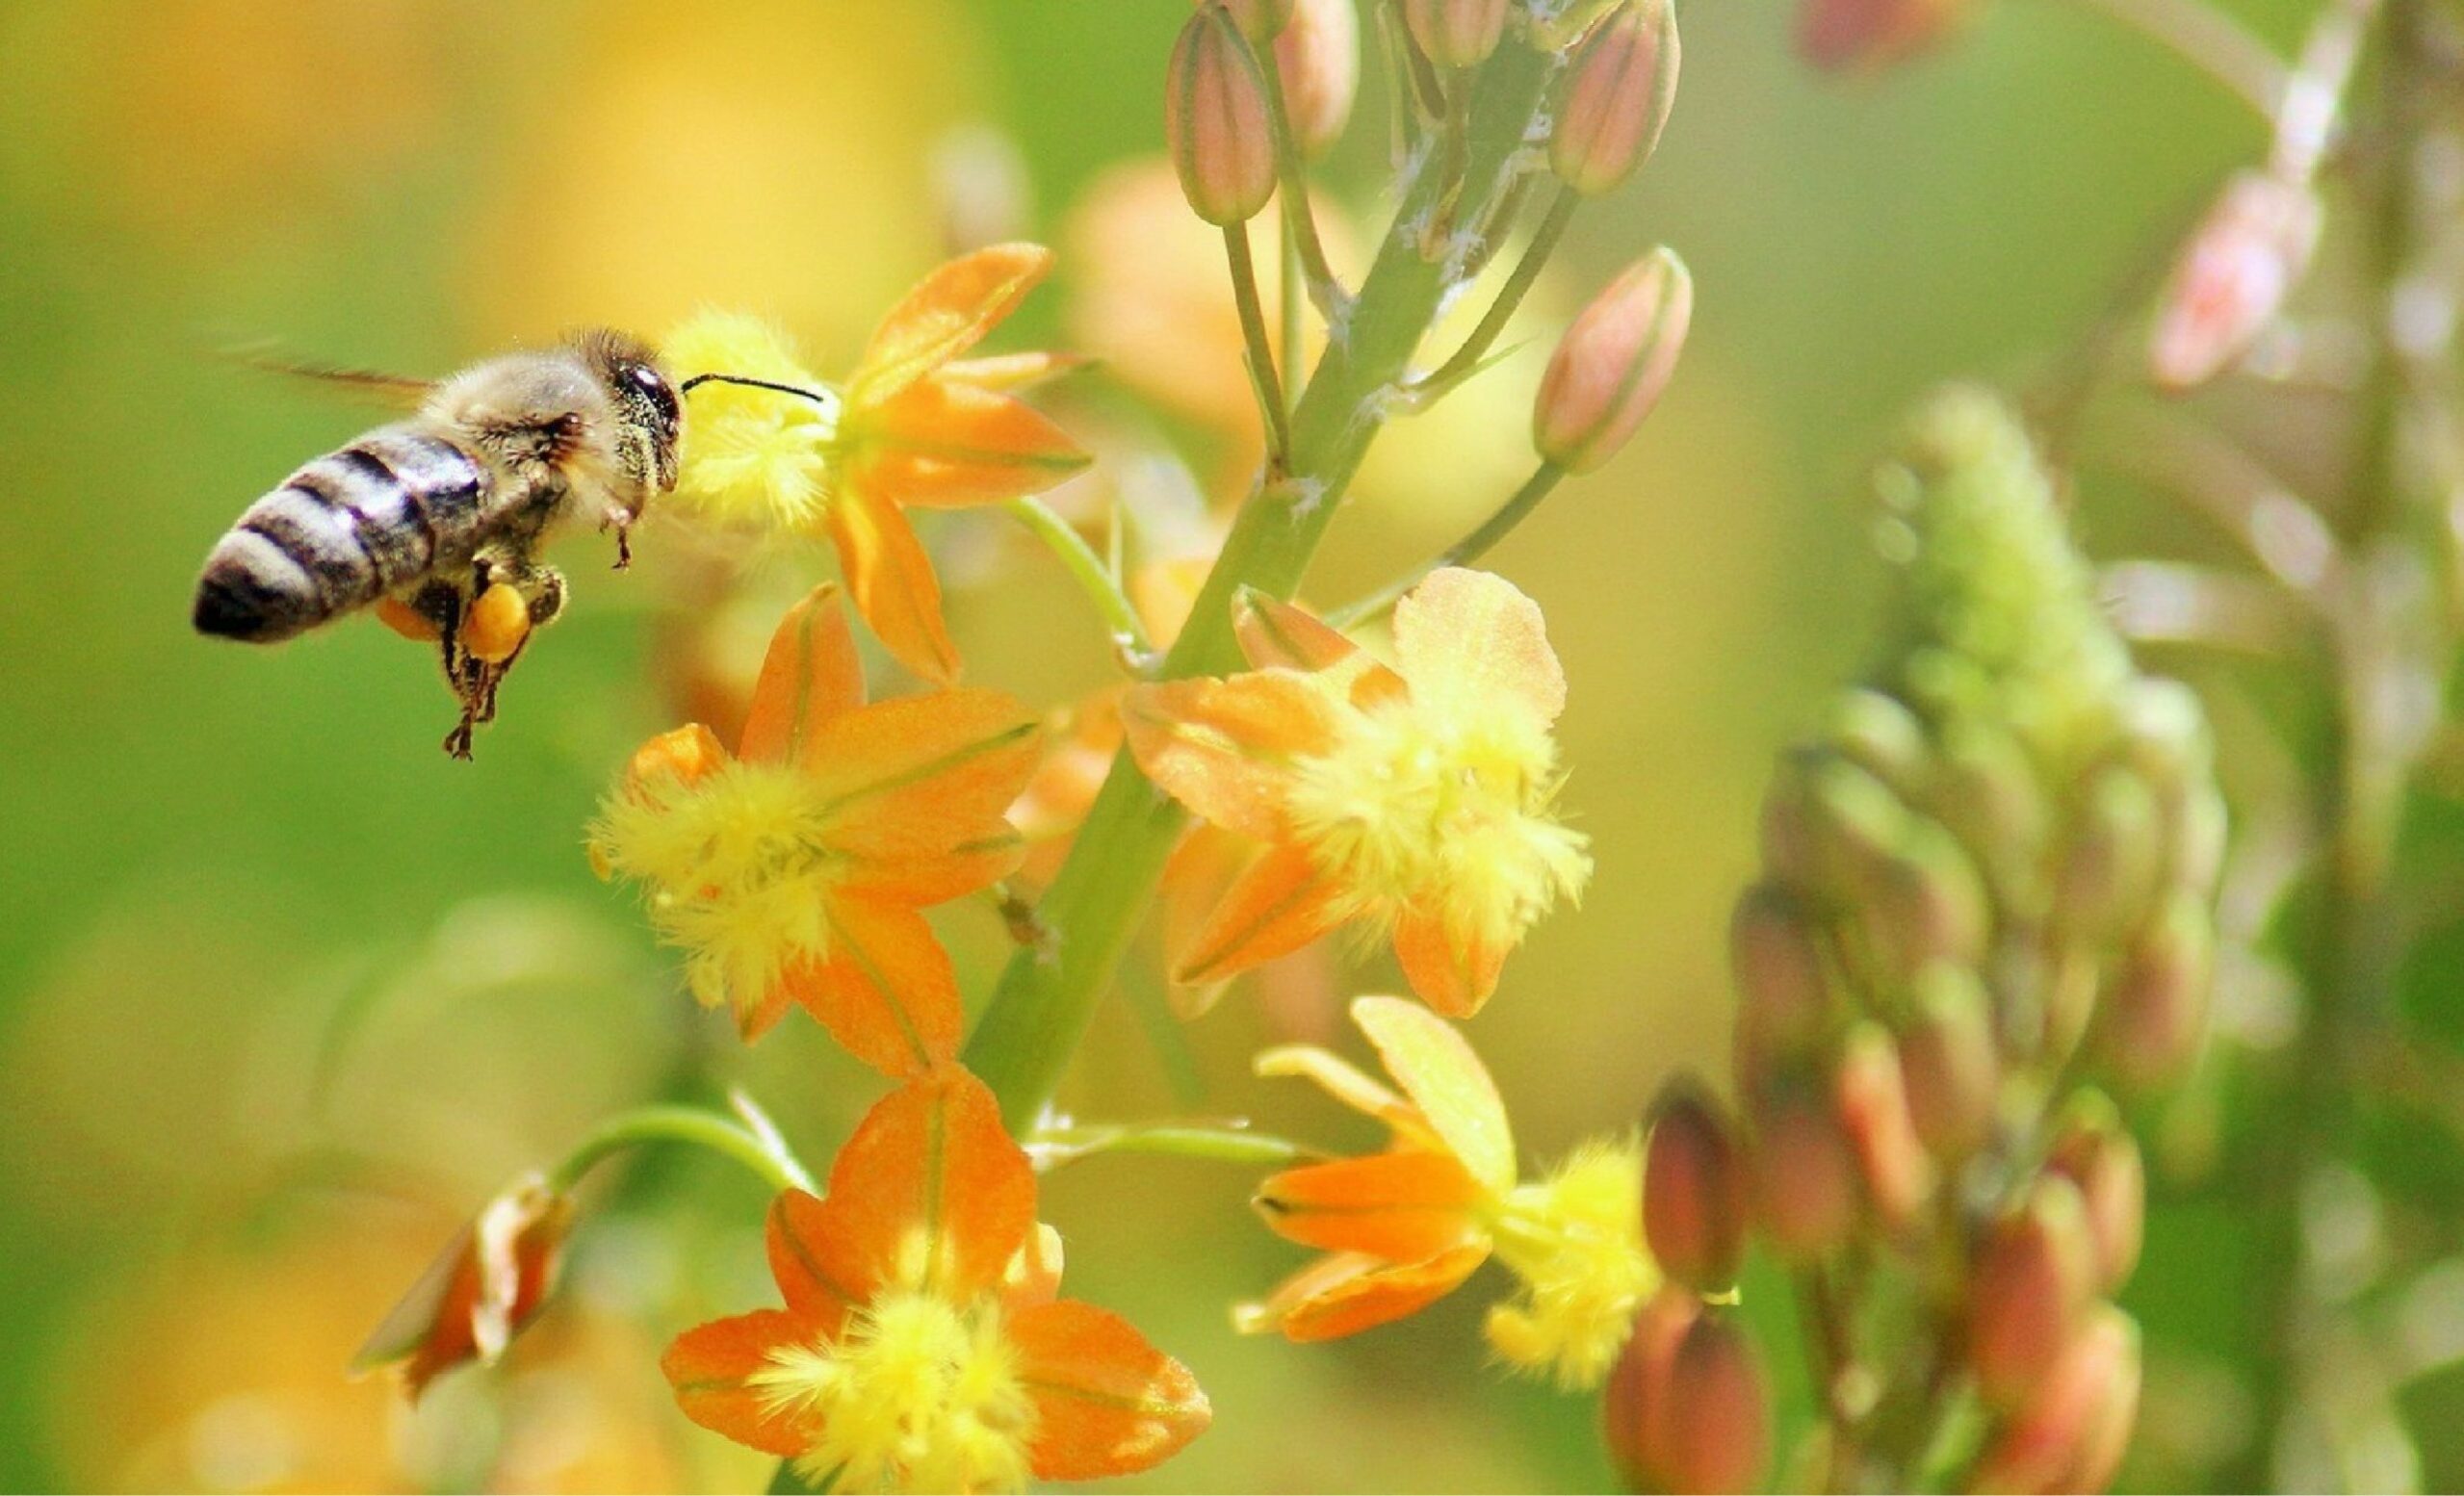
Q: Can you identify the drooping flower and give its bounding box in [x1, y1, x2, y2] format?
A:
[662, 1070, 1211, 1493]
[589, 583, 1041, 1074]
[1240, 996, 1656, 1388]
[351, 1173, 574, 1400]
[663, 245, 1092, 684]
[1123, 568, 1591, 1017]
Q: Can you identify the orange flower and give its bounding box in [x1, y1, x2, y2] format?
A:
[663, 1070, 1211, 1492]
[1242, 997, 1654, 1388]
[1123, 568, 1591, 1017]
[664, 244, 1091, 684]
[589, 583, 1041, 1074]
[352, 1173, 574, 1400]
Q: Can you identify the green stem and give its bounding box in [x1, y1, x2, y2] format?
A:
[1225, 223, 1293, 462]
[1327, 461, 1566, 628]
[547, 1104, 815, 1198]
[1407, 183, 1579, 406]
[1253, 37, 1348, 317]
[1004, 496, 1154, 662]
[2061, 0, 2286, 120]
[964, 41, 1560, 1132]
[1281, 211, 1307, 412]
[1025, 1121, 1324, 1172]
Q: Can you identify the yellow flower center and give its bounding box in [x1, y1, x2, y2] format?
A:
[662, 310, 843, 534]
[587, 761, 844, 1017]
[1484, 1138, 1657, 1389]
[750, 1289, 1037, 1496]
[1283, 692, 1591, 949]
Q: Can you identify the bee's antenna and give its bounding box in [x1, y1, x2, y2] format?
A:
[679, 373, 842, 414]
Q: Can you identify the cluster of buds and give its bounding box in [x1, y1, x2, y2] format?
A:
[1616, 389, 2222, 1492]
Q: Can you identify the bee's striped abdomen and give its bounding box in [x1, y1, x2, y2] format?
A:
[194, 428, 490, 643]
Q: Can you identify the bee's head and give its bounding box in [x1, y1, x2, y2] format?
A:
[577, 328, 682, 493]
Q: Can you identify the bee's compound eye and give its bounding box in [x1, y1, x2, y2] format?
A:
[626, 362, 679, 421]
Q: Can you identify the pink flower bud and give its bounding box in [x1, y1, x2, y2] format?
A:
[1968, 1175, 2097, 1409]
[1856, 822, 1989, 990]
[1600, 1289, 1699, 1490]
[1732, 880, 1831, 1070]
[1659, 1311, 1775, 1494]
[1213, 0, 1296, 42]
[2150, 168, 2321, 393]
[1899, 964, 2000, 1162]
[1404, 0, 1509, 68]
[1797, 0, 1970, 73]
[1534, 247, 1692, 473]
[352, 1173, 575, 1400]
[1550, 0, 1681, 196]
[1752, 1090, 1861, 1260]
[1275, 0, 1358, 161]
[2044, 1096, 2146, 1293]
[1972, 1305, 2140, 1494]
[1835, 1021, 1936, 1227]
[2097, 890, 2215, 1091]
[1169, 5, 1279, 226]
[1644, 1076, 1751, 1294]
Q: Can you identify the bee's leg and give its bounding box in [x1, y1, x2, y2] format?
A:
[597, 503, 637, 570]
[463, 561, 567, 731]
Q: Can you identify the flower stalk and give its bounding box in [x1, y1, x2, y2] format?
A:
[547, 1102, 817, 1198]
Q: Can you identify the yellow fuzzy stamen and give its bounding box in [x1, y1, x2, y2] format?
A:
[587, 760, 844, 1021]
[750, 1290, 1037, 1495]
[1484, 1137, 1657, 1389]
[1284, 691, 1592, 953]
[664, 311, 842, 534]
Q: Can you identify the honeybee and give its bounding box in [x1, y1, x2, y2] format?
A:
[194, 329, 685, 758]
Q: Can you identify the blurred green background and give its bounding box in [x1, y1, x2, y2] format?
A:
[0, 0, 2379, 1490]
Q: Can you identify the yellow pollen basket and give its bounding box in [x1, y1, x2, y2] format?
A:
[587, 760, 845, 1014]
[752, 1290, 1038, 1496]
[1284, 692, 1592, 945]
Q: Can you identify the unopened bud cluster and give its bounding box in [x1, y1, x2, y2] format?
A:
[1643, 389, 2222, 1491]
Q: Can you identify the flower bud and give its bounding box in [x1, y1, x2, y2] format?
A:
[1835, 1021, 1936, 1227]
[1800, 755, 1913, 897]
[2097, 890, 2214, 1091]
[1900, 964, 2000, 1162]
[1731, 883, 1832, 1090]
[1404, 0, 1508, 67]
[1550, 0, 1680, 196]
[352, 1173, 575, 1399]
[1214, 0, 1295, 41]
[1933, 718, 2046, 904]
[2150, 168, 2321, 392]
[1658, 1311, 1774, 1494]
[1644, 1076, 1751, 1294]
[1601, 1288, 1700, 1491]
[1826, 688, 1932, 798]
[1275, 0, 1358, 160]
[1757, 750, 1829, 891]
[1798, 0, 1971, 72]
[1534, 247, 1693, 474]
[2044, 1095, 2146, 1293]
[1967, 1175, 2097, 1409]
[1169, 5, 1279, 225]
[2056, 767, 2164, 942]
[1866, 823, 1990, 990]
[1753, 1089, 1861, 1260]
[1972, 1304, 2140, 1494]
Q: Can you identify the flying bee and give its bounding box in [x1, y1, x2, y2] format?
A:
[193, 329, 828, 759]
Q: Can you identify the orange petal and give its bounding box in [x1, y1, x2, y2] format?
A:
[1232, 594, 1405, 710]
[1000, 1222, 1067, 1311]
[1122, 672, 1338, 841]
[662, 1309, 817, 1458]
[1253, 1149, 1490, 1260]
[1392, 904, 1509, 1019]
[1245, 1245, 1490, 1342]
[766, 1192, 860, 1331]
[1351, 995, 1516, 1193]
[802, 1070, 1037, 1303]
[808, 687, 1042, 903]
[620, 723, 731, 796]
[1010, 1299, 1212, 1481]
[941, 348, 1092, 393]
[850, 243, 1054, 408]
[777, 896, 964, 1078]
[1391, 567, 1566, 726]
[1173, 841, 1346, 987]
[739, 584, 865, 766]
[854, 377, 1092, 508]
[829, 493, 963, 686]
